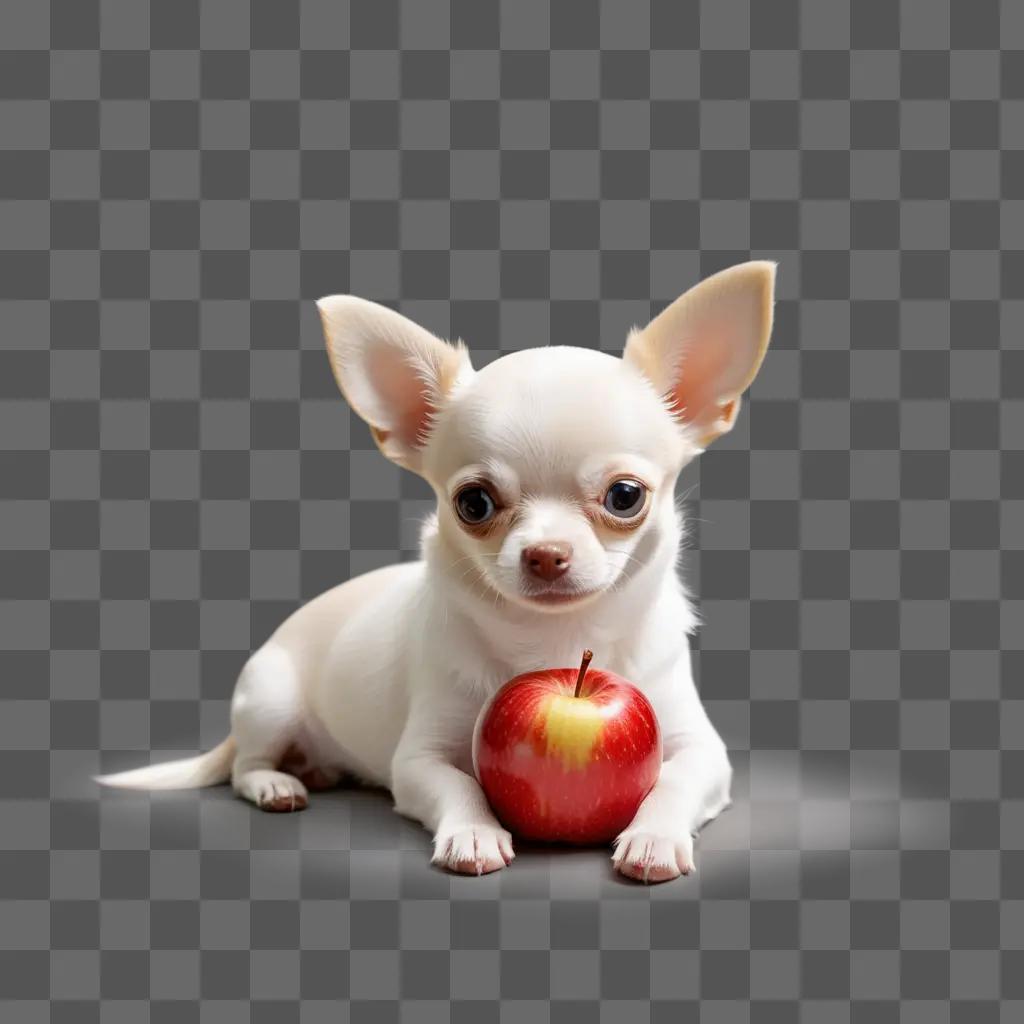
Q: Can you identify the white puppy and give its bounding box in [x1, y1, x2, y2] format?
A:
[99, 261, 776, 882]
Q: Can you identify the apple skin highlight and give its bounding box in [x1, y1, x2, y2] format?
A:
[472, 660, 662, 845]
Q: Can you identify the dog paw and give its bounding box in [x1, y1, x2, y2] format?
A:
[612, 829, 695, 883]
[432, 825, 514, 876]
[237, 770, 309, 812]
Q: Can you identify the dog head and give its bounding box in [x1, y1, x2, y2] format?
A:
[318, 262, 775, 613]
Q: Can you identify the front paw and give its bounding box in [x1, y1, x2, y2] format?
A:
[432, 825, 514, 876]
[612, 828, 695, 884]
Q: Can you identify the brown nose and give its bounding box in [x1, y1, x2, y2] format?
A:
[522, 542, 573, 583]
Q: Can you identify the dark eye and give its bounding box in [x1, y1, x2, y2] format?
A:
[603, 480, 646, 518]
[455, 486, 497, 526]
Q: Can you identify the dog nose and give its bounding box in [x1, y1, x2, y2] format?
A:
[522, 542, 573, 583]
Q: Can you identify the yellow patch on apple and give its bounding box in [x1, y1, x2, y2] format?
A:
[542, 694, 605, 771]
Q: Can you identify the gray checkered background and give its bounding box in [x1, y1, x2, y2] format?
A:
[1, 0, 1022, 1019]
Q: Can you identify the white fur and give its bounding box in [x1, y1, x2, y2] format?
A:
[98, 262, 776, 882]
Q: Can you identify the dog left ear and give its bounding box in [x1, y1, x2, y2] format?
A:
[317, 295, 472, 471]
[623, 261, 776, 447]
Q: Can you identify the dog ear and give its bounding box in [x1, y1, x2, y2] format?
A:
[317, 296, 472, 470]
[623, 261, 776, 447]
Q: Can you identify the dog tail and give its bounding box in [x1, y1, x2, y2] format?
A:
[95, 735, 236, 791]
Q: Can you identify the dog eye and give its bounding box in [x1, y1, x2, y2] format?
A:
[604, 480, 646, 518]
[455, 486, 497, 526]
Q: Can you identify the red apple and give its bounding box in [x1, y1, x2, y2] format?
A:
[472, 651, 662, 845]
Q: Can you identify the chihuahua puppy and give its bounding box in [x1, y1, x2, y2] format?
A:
[99, 261, 775, 882]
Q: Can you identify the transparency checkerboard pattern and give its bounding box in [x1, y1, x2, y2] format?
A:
[1, 0, 1022, 1019]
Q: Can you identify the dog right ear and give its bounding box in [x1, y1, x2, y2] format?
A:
[316, 296, 473, 471]
[623, 261, 776, 448]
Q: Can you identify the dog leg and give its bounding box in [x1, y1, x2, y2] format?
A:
[229, 645, 310, 813]
[394, 756, 514, 875]
[613, 732, 732, 883]
[390, 694, 515, 875]
[392, 753, 513, 875]
[233, 763, 310, 812]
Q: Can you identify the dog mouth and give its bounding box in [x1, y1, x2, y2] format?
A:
[519, 585, 601, 608]
[471, 562, 608, 610]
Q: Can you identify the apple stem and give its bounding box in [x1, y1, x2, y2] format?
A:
[573, 649, 594, 699]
